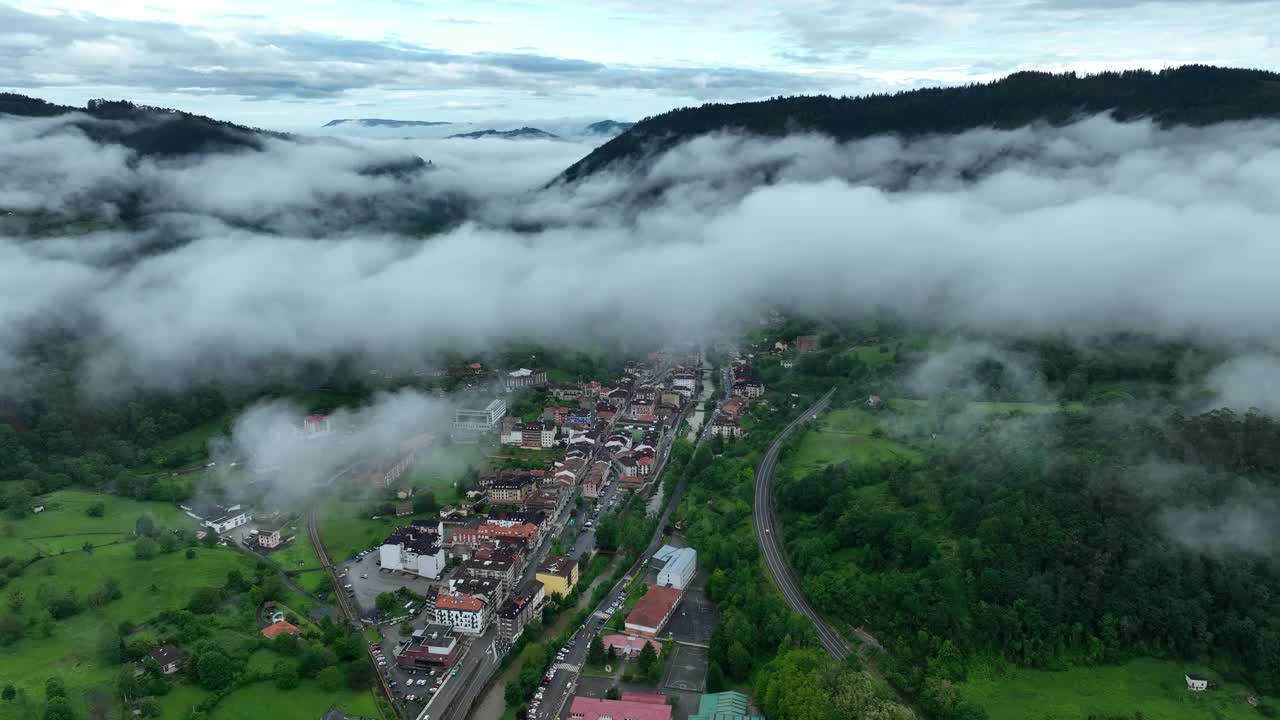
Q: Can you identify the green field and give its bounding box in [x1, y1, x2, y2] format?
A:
[142, 413, 232, 470]
[789, 408, 920, 477]
[963, 657, 1268, 720]
[154, 683, 211, 720]
[0, 490, 196, 560]
[265, 520, 321, 571]
[0, 541, 254, 720]
[316, 497, 400, 562]
[406, 443, 484, 504]
[210, 679, 383, 720]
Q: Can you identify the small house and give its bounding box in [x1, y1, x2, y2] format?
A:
[1185, 673, 1211, 692]
[148, 644, 186, 675]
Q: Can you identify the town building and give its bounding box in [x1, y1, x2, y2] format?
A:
[1186, 673, 1212, 692]
[489, 474, 534, 503]
[497, 579, 546, 643]
[625, 585, 682, 638]
[520, 422, 555, 449]
[689, 691, 765, 720]
[433, 592, 489, 635]
[298, 414, 333, 438]
[180, 502, 250, 535]
[257, 519, 285, 549]
[601, 634, 662, 659]
[449, 576, 506, 605]
[710, 414, 743, 439]
[395, 502, 414, 517]
[536, 555, 579, 598]
[462, 555, 518, 588]
[148, 644, 186, 675]
[454, 399, 508, 437]
[654, 545, 697, 590]
[583, 461, 609, 498]
[568, 694, 672, 720]
[447, 519, 539, 550]
[548, 383, 584, 401]
[794, 335, 819, 353]
[379, 522, 447, 579]
[505, 368, 547, 391]
[395, 624, 463, 669]
[732, 380, 765, 399]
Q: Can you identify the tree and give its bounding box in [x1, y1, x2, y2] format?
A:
[195, 651, 235, 691]
[588, 635, 607, 666]
[504, 681, 524, 707]
[187, 587, 223, 614]
[42, 697, 75, 720]
[272, 633, 301, 656]
[5, 589, 20, 613]
[317, 666, 342, 691]
[136, 698, 161, 718]
[158, 533, 178, 554]
[133, 537, 158, 560]
[134, 515, 155, 537]
[298, 647, 338, 678]
[0, 612, 20, 646]
[638, 641, 658, 675]
[342, 659, 371, 689]
[86, 502, 105, 518]
[272, 661, 299, 690]
[45, 678, 67, 700]
[375, 592, 398, 615]
[605, 686, 621, 701]
[1, 685, 14, 701]
[185, 548, 196, 559]
[400, 622, 415, 637]
[225, 569, 247, 591]
[201, 531, 218, 547]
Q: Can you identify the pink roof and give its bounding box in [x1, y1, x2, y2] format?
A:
[569, 696, 672, 720]
[621, 693, 669, 705]
[304, 414, 327, 422]
[601, 634, 662, 655]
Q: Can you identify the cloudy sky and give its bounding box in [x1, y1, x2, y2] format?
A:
[2, 0, 1277, 130]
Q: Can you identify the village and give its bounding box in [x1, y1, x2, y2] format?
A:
[169, 341, 790, 720]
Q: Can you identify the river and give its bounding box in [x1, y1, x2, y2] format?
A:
[468, 567, 615, 720]
[685, 362, 717, 442]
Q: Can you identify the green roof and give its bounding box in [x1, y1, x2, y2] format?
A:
[690, 691, 765, 720]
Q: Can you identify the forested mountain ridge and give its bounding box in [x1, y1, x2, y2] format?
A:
[557, 64, 1280, 182]
[0, 93, 284, 157]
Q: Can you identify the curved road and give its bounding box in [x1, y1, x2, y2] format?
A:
[753, 387, 856, 661]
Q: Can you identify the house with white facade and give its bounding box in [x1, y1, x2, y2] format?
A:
[379, 521, 447, 579]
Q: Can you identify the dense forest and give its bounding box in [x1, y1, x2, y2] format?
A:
[0, 94, 280, 157]
[559, 65, 1280, 182]
[777, 401, 1280, 715]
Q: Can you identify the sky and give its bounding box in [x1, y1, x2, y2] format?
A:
[2, 0, 1278, 130]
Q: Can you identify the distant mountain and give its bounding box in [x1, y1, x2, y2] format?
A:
[447, 127, 561, 141]
[584, 120, 635, 137]
[0, 93, 282, 157]
[324, 118, 453, 128]
[557, 65, 1280, 183]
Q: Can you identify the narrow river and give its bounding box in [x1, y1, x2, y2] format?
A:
[469, 568, 615, 719]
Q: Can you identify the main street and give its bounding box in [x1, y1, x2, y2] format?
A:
[751, 387, 856, 661]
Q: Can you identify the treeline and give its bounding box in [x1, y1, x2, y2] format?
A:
[669, 392, 915, 720]
[0, 93, 278, 157]
[561, 65, 1280, 182]
[777, 405, 1280, 703]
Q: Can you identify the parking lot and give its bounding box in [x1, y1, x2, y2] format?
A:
[663, 572, 717, 646]
[337, 551, 442, 614]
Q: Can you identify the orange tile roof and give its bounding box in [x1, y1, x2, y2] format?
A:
[261, 621, 301, 639]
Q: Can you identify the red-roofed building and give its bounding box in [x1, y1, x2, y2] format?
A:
[569, 694, 672, 720]
[433, 592, 489, 635]
[625, 585, 682, 638]
[260, 621, 301, 639]
[795, 335, 819, 353]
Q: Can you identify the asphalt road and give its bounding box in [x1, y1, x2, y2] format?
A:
[752, 387, 856, 661]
